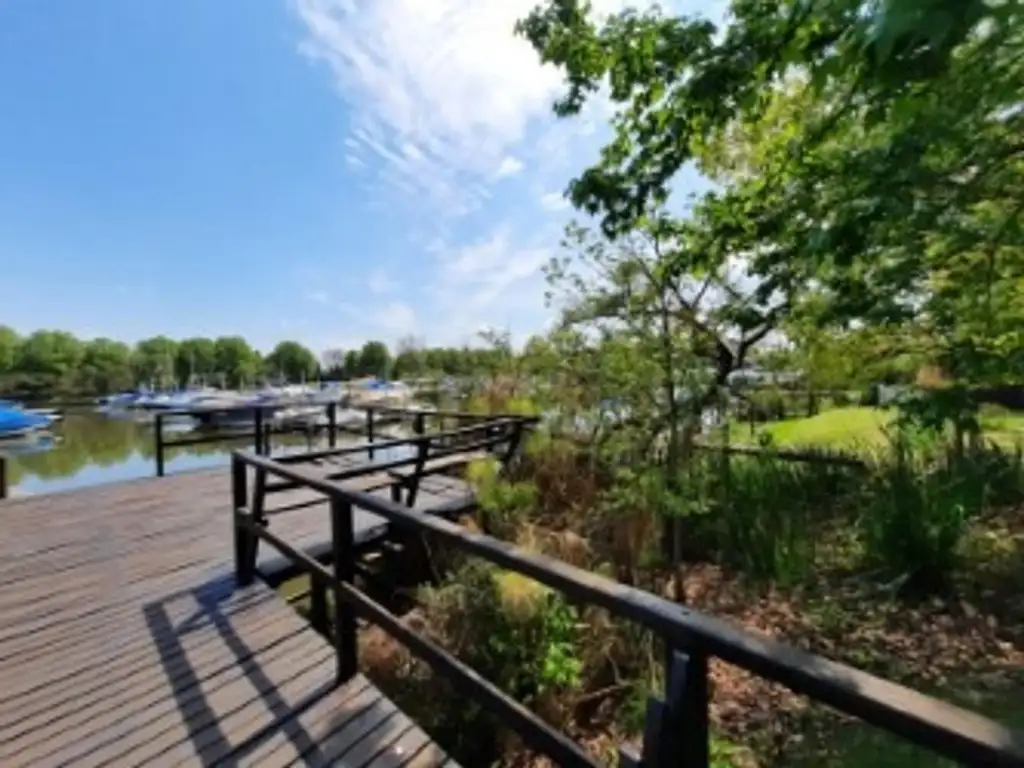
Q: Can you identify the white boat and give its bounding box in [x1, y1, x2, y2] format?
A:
[272, 405, 327, 430]
[24, 407, 63, 423]
[335, 408, 368, 429]
[348, 379, 414, 409]
[188, 393, 262, 429]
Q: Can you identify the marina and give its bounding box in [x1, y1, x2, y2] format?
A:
[0, 380, 445, 498]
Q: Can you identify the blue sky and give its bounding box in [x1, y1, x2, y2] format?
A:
[0, 0, 719, 357]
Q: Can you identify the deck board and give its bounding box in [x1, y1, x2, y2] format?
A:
[0, 468, 457, 768]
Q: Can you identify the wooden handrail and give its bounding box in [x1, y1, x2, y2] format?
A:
[152, 398, 531, 478]
[231, 449, 1024, 767]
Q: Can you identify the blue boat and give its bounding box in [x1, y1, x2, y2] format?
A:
[0, 406, 52, 439]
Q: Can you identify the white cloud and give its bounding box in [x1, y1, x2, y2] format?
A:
[308, 290, 330, 304]
[422, 225, 553, 344]
[292, 0, 617, 216]
[539, 191, 569, 212]
[495, 155, 524, 179]
[290, 0, 727, 346]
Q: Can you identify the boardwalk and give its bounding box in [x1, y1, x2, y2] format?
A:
[0, 468, 459, 767]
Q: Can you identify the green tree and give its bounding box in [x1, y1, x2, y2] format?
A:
[17, 330, 84, 395]
[213, 336, 261, 388]
[175, 337, 217, 385]
[356, 340, 391, 378]
[343, 350, 360, 379]
[392, 335, 426, 380]
[134, 336, 179, 387]
[0, 325, 18, 375]
[264, 340, 319, 383]
[519, 0, 1023, 399]
[0, 325, 20, 394]
[79, 338, 135, 395]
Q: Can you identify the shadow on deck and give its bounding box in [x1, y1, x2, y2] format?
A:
[140, 575, 450, 767]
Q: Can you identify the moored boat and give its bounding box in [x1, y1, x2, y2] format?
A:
[0, 406, 52, 439]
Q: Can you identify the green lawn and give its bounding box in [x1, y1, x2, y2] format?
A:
[755, 406, 1024, 453]
[758, 407, 894, 451]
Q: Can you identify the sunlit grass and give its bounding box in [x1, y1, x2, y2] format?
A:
[757, 407, 894, 451]
[756, 406, 1024, 453]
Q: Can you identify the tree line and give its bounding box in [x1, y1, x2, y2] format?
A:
[0, 326, 521, 399]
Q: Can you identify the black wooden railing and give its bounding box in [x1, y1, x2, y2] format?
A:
[151, 400, 522, 477]
[231, 446, 1024, 767]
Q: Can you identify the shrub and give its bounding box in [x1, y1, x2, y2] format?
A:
[831, 389, 852, 407]
[861, 383, 881, 407]
[678, 449, 854, 585]
[467, 456, 536, 540]
[415, 560, 585, 761]
[858, 431, 972, 592]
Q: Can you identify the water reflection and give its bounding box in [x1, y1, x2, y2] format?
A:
[1, 391, 464, 496]
[2, 411, 346, 496]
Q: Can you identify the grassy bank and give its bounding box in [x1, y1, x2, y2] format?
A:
[754, 406, 1024, 452]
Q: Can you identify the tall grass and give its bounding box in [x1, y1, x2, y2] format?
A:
[670, 430, 1024, 592]
[677, 447, 857, 584]
[859, 431, 1024, 592]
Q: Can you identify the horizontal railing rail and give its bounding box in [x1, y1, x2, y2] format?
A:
[152, 400, 531, 477]
[261, 417, 521, 499]
[231, 449, 1024, 768]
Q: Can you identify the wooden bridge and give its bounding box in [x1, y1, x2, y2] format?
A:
[1, 404, 1022, 766]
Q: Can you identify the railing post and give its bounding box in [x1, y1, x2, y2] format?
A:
[669, 646, 710, 767]
[232, 453, 253, 586]
[366, 407, 375, 460]
[0, 456, 7, 500]
[155, 413, 166, 477]
[502, 419, 525, 466]
[263, 422, 273, 456]
[330, 495, 358, 683]
[327, 402, 337, 449]
[414, 411, 425, 436]
[619, 646, 709, 768]
[406, 436, 430, 509]
[253, 408, 265, 455]
[309, 578, 328, 635]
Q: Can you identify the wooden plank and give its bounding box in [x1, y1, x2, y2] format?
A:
[0, 591, 284, 709]
[234, 675, 379, 766]
[56, 637, 336, 766]
[0, 613, 322, 757]
[0, 469, 456, 768]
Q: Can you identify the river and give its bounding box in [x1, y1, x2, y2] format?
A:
[0, 410, 360, 496]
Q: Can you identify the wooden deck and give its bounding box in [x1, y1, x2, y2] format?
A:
[0, 469, 459, 767]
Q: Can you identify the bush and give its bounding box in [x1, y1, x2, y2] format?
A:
[859, 431, 975, 593]
[467, 456, 536, 540]
[414, 561, 585, 762]
[861, 383, 881, 407]
[831, 390, 852, 407]
[679, 449, 855, 584]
